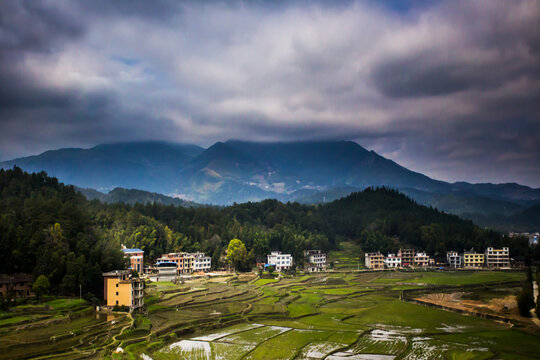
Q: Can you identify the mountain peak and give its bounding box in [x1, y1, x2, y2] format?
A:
[2, 140, 539, 207]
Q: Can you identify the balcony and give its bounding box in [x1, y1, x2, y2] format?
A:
[133, 283, 144, 290]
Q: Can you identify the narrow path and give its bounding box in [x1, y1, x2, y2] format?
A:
[112, 312, 134, 343]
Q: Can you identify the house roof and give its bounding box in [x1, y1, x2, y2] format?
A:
[102, 270, 131, 277]
[122, 248, 144, 254]
[0, 273, 33, 284]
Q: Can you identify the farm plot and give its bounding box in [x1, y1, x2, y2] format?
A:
[349, 329, 409, 355]
[145, 270, 538, 360]
[2, 269, 537, 359]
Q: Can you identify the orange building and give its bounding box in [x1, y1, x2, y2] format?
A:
[121, 246, 144, 273]
[102, 270, 143, 310]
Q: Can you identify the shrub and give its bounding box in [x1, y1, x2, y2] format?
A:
[112, 305, 130, 312]
[83, 292, 100, 307]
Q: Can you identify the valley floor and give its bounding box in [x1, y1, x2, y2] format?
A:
[1, 270, 538, 360]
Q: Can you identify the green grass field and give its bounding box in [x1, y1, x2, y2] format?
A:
[0, 268, 536, 359]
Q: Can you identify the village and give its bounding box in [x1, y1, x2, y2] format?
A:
[93, 244, 517, 312]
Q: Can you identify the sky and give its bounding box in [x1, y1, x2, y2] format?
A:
[0, 0, 539, 187]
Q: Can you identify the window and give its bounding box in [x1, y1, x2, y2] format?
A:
[116, 292, 119, 296]
[116, 283, 119, 287]
[116, 300, 119, 305]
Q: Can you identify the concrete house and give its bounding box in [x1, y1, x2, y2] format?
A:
[121, 245, 144, 274]
[103, 270, 143, 310]
[398, 249, 415, 267]
[304, 250, 327, 272]
[446, 251, 462, 268]
[485, 247, 510, 268]
[384, 253, 402, 268]
[267, 251, 293, 271]
[463, 249, 484, 268]
[365, 252, 385, 269]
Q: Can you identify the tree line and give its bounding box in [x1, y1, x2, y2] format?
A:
[0, 167, 536, 300]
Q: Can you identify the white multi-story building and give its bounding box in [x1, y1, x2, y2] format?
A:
[193, 252, 211, 272]
[267, 251, 293, 271]
[156, 252, 211, 274]
[446, 251, 462, 268]
[305, 250, 327, 272]
[384, 253, 402, 268]
[485, 247, 510, 268]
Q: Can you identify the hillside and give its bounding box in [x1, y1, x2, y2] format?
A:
[0, 141, 204, 193]
[2, 168, 535, 298]
[2, 140, 539, 231]
[77, 187, 200, 207]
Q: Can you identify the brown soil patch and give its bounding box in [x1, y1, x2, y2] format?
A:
[415, 292, 532, 324]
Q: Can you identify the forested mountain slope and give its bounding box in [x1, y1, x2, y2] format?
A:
[0, 168, 534, 300]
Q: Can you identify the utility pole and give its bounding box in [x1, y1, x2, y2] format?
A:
[79, 284, 82, 303]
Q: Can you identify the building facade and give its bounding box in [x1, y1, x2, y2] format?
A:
[398, 249, 415, 267]
[463, 250, 484, 268]
[485, 247, 510, 268]
[414, 252, 434, 267]
[267, 251, 293, 271]
[365, 252, 385, 269]
[304, 250, 327, 272]
[446, 251, 462, 268]
[193, 252, 212, 272]
[121, 246, 144, 274]
[255, 257, 266, 269]
[384, 254, 402, 268]
[103, 270, 143, 310]
[157, 252, 211, 274]
[0, 273, 33, 299]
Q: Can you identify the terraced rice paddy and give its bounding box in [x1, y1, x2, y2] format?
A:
[0, 269, 538, 359]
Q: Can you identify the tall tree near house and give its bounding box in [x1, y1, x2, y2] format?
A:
[32, 275, 50, 303]
[226, 238, 247, 273]
[517, 281, 535, 317]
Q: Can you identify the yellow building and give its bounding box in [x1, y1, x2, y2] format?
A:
[103, 270, 143, 310]
[463, 251, 484, 268]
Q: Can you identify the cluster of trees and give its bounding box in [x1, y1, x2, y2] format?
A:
[517, 267, 536, 317]
[0, 168, 126, 298]
[1, 167, 537, 301]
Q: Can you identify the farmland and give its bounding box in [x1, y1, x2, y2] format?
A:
[1, 269, 538, 359]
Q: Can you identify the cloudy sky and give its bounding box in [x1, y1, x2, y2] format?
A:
[1, 0, 539, 186]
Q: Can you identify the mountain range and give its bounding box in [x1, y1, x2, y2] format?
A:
[2, 140, 539, 231]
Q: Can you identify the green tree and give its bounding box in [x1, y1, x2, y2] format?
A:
[516, 283, 535, 317]
[226, 238, 247, 272]
[32, 275, 50, 302]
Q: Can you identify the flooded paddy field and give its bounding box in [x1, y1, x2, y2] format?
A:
[0, 270, 538, 359]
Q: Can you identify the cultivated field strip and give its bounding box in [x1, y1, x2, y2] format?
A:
[1, 270, 538, 359]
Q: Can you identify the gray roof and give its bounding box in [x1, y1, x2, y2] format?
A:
[102, 270, 131, 277]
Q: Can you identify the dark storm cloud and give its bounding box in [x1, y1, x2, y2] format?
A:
[0, 1, 83, 54]
[0, 0, 539, 186]
[372, 1, 540, 98]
